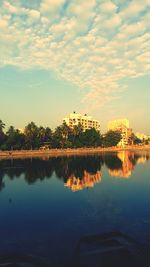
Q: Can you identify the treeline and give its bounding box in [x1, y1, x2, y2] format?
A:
[0, 119, 123, 150]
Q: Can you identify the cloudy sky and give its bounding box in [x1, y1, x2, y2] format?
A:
[0, 0, 150, 133]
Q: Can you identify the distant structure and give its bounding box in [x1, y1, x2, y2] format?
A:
[108, 119, 129, 130]
[107, 119, 132, 147]
[136, 132, 150, 142]
[63, 112, 100, 132]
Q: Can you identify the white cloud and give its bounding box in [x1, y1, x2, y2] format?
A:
[3, 1, 18, 13]
[121, 22, 146, 37]
[100, 1, 118, 13]
[105, 14, 122, 28]
[0, 17, 8, 28]
[40, 0, 65, 13]
[29, 9, 40, 20]
[120, 1, 149, 19]
[0, 0, 150, 109]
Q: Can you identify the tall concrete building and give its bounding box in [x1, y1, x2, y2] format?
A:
[108, 119, 129, 130]
[63, 112, 100, 132]
[108, 119, 132, 147]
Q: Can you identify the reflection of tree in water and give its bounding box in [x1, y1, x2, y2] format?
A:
[0, 161, 6, 191]
[0, 158, 54, 185]
[129, 152, 150, 166]
[0, 177, 5, 192]
[23, 158, 54, 184]
[0, 156, 103, 187]
[0, 152, 150, 190]
[104, 154, 123, 170]
[54, 155, 103, 182]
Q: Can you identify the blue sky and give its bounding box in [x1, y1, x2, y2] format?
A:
[0, 0, 150, 133]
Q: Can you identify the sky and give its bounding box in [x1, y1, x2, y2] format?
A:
[0, 0, 150, 134]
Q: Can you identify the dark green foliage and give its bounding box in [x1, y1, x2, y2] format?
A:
[102, 130, 122, 147]
[130, 133, 142, 145]
[79, 128, 102, 147]
[0, 119, 139, 150]
[0, 119, 6, 148]
[5, 126, 25, 150]
[52, 123, 72, 148]
[104, 154, 123, 170]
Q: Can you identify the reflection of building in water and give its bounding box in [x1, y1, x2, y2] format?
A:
[137, 155, 147, 164]
[108, 151, 134, 178]
[64, 170, 102, 192]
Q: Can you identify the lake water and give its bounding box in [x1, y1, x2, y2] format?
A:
[0, 151, 150, 267]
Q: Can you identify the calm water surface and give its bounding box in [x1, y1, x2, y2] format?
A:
[0, 151, 150, 266]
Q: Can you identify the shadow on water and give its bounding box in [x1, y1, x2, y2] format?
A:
[0, 253, 51, 267]
[73, 231, 150, 267]
[0, 232, 150, 267]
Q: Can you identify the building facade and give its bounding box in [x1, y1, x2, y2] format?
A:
[63, 112, 100, 132]
[108, 119, 132, 147]
[108, 119, 129, 130]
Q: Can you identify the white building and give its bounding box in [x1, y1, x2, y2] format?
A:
[63, 112, 100, 132]
[108, 119, 129, 130]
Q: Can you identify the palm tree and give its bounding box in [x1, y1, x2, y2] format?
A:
[53, 123, 72, 148]
[6, 126, 15, 136]
[72, 123, 83, 146]
[73, 123, 83, 137]
[0, 120, 5, 133]
[0, 120, 6, 147]
[38, 126, 46, 143]
[24, 122, 39, 149]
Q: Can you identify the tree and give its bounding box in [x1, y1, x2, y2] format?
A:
[70, 123, 83, 147]
[102, 130, 122, 147]
[0, 120, 6, 148]
[130, 133, 142, 145]
[44, 127, 53, 145]
[38, 126, 46, 143]
[52, 123, 72, 148]
[24, 122, 39, 149]
[73, 123, 83, 137]
[5, 126, 25, 150]
[79, 128, 102, 147]
[38, 126, 53, 148]
[0, 120, 5, 132]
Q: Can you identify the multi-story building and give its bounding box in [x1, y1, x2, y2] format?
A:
[63, 112, 100, 132]
[107, 119, 132, 147]
[108, 119, 129, 130]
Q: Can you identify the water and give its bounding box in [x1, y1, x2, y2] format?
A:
[0, 151, 150, 266]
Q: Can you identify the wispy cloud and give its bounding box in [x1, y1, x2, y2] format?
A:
[0, 0, 150, 109]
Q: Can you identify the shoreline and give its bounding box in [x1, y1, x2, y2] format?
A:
[0, 145, 150, 159]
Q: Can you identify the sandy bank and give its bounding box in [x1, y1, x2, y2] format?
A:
[0, 146, 150, 159]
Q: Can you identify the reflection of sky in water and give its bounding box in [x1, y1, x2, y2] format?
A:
[0, 151, 150, 266]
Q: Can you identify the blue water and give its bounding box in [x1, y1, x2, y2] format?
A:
[0, 151, 150, 266]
